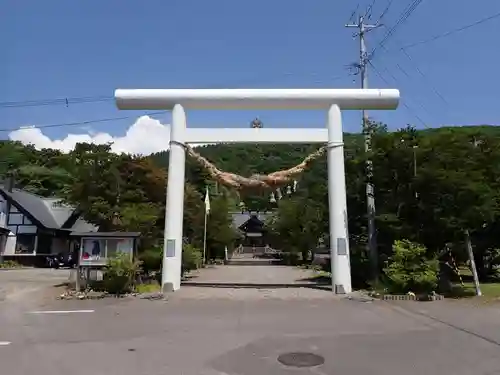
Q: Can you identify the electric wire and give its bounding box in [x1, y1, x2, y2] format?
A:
[379, 43, 448, 107]
[400, 49, 449, 105]
[0, 71, 356, 132]
[400, 10, 500, 50]
[0, 72, 350, 110]
[374, 61, 433, 120]
[0, 95, 113, 109]
[368, 60, 428, 128]
[0, 111, 168, 133]
[363, 0, 377, 19]
[377, 0, 394, 23]
[348, 4, 361, 24]
[371, 0, 425, 56]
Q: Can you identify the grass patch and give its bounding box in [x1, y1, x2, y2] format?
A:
[135, 282, 161, 294]
[447, 282, 500, 300]
[0, 260, 22, 269]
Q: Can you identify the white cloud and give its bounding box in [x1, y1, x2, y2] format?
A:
[8, 115, 171, 155]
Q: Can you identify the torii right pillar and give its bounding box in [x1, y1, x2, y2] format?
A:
[326, 104, 351, 294]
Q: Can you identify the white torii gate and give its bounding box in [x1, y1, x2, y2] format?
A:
[115, 88, 400, 294]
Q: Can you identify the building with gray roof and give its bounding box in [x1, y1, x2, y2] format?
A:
[0, 182, 97, 265]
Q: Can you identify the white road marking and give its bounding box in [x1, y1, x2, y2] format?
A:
[0, 342, 12, 346]
[28, 309, 95, 314]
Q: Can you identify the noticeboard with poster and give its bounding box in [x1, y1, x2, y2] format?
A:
[79, 237, 134, 266]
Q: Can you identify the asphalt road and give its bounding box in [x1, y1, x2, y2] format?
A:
[1, 287, 500, 375]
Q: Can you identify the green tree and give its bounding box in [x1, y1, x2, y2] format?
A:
[204, 194, 237, 260]
[267, 197, 323, 263]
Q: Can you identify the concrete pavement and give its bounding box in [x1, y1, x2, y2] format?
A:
[1, 288, 500, 374]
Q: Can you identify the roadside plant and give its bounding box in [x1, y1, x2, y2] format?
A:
[383, 240, 439, 294]
[103, 252, 142, 295]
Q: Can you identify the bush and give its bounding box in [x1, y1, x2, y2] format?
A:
[103, 253, 142, 295]
[383, 240, 439, 294]
[318, 245, 371, 289]
[182, 244, 202, 275]
[0, 260, 22, 269]
[139, 247, 163, 275]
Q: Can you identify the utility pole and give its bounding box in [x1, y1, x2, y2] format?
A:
[346, 13, 382, 281]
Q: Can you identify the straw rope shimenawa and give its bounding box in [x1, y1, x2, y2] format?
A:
[178, 142, 330, 191]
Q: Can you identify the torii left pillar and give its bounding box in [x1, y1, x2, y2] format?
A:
[161, 104, 186, 292]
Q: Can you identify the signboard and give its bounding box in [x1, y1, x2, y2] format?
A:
[337, 237, 347, 256]
[165, 239, 176, 258]
[246, 232, 262, 237]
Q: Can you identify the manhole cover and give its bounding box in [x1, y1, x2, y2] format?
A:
[277, 352, 325, 368]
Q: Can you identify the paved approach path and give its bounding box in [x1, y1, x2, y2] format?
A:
[180, 264, 333, 299]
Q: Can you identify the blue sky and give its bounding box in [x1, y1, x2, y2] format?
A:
[1, 0, 499, 151]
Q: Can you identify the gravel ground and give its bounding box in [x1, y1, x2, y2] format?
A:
[0, 268, 70, 302]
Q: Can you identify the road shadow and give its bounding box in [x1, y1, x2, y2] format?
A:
[297, 275, 331, 285]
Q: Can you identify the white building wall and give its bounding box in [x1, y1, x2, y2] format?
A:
[3, 235, 16, 255]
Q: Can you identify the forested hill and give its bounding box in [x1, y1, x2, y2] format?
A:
[149, 124, 500, 176]
[147, 124, 500, 211]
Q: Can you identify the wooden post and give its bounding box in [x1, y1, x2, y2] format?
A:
[464, 229, 482, 297]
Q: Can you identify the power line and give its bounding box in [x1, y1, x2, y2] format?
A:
[371, 60, 432, 120]
[0, 72, 351, 110]
[1, 71, 357, 133]
[378, 42, 449, 108]
[348, 4, 361, 24]
[368, 60, 428, 128]
[371, 0, 425, 56]
[400, 49, 449, 105]
[400, 10, 500, 50]
[363, 0, 377, 19]
[377, 0, 395, 22]
[0, 96, 113, 109]
[0, 111, 168, 133]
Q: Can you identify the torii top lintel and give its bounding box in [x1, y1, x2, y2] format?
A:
[115, 88, 399, 111]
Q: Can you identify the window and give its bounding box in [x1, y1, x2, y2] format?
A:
[106, 239, 118, 258]
[17, 225, 37, 234]
[15, 235, 36, 254]
[8, 213, 23, 225]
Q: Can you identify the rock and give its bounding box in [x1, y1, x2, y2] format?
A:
[86, 290, 107, 299]
[140, 292, 165, 300]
